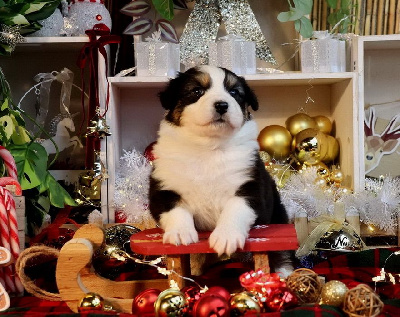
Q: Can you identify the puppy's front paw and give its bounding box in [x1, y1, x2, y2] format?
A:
[163, 227, 199, 246]
[209, 227, 246, 256]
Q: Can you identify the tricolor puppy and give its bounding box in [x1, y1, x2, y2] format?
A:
[149, 66, 293, 275]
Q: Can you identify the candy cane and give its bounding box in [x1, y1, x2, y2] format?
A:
[0, 146, 18, 181]
[0, 147, 23, 294]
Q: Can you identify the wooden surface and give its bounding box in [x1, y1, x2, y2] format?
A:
[56, 224, 168, 313]
[130, 225, 298, 255]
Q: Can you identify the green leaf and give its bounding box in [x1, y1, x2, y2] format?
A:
[24, 2, 46, 14]
[1, 99, 9, 111]
[45, 173, 77, 208]
[295, 16, 313, 38]
[25, 0, 60, 22]
[293, 0, 313, 15]
[37, 194, 50, 213]
[10, 13, 29, 24]
[11, 125, 31, 144]
[0, 115, 14, 139]
[9, 142, 48, 190]
[326, 0, 337, 8]
[152, 0, 174, 20]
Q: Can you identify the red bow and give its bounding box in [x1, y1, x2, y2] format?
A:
[76, 24, 120, 168]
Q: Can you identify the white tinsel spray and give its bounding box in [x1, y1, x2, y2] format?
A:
[279, 167, 400, 232]
[343, 176, 400, 232]
[279, 166, 339, 221]
[114, 149, 153, 224]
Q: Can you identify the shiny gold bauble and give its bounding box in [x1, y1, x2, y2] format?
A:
[330, 166, 344, 184]
[313, 115, 333, 135]
[319, 135, 339, 163]
[230, 292, 261, 316]
[285, 113, 317, 136]
[293, 128, 322, 165]
[155, 288, 188, 317]
[258, 125, 292, 160]
[320, 280, 348, 307]
[315, 162, 330, 179]
[78, 292, 104, 312]
[286, 268, 322, 304]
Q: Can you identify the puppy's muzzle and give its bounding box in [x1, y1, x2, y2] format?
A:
[214, 101, 228, 115]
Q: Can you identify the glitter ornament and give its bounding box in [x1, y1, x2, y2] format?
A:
[320, 280, 348, 307]
[0, 24, 25, 52]
[78, 292, 104, 312]
[154, 288, 188, 317]
[64, 0, 112, 36]
[29, 8, 64, 37]
[179, 0, 276, 68]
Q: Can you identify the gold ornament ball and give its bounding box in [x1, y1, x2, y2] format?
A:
[313, 115, 333, 135]
[258, 125, 292, 160]
[320, 135, 339, 163]
[78, 292, 104, 312]
[293, 128, 322, 165]
[320, 280, 348, 307]
[230, 291, 261, 316]
[330, 167, 344, 184]
[285, 113, 317, 136]
[155, 288, 188, 317]
[315, 162, 330, 179]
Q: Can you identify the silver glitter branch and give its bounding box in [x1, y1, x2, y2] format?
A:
[180, 0, 277, 68]
[0, 24, 25, 52]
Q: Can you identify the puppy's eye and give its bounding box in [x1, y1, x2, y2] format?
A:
[229, 88, 239, 97]
[192, 87, 205, 97]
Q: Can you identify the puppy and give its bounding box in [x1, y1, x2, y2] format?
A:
[149, 66, 293, 276]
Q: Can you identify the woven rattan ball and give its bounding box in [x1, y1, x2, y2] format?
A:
[343, 284, 384, 317]
[285, 268, 322, 304]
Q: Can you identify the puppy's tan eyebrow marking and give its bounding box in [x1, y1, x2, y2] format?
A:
[224, 72, 238, 88]
[195, 72, 211, 87]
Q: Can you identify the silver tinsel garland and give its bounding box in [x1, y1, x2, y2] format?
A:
[114, 149, 153, 224]
[279, 168, 400, 233]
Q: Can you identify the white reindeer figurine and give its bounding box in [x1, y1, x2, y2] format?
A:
[41, 115, 83, 155]
[364, 107, 400, 174]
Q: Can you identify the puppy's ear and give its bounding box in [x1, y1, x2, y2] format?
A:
[158, 72, 184, 110]
[243, 79, 259, 111]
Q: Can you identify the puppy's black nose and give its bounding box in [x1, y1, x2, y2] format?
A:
[215, 101, 228, 115]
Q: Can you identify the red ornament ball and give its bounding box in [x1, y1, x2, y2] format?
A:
[144, 141, 157, 162]
[205, 286, 231, 301]
[115, 210, 127, 223]
[181, 286, 202, 312]
[264, 288, 298, 312]
[132, 288, 161, 315]
[192, 294, 230, 317]
[96, 14, 103, 21]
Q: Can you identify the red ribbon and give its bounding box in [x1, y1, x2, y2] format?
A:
[76, 24, 120, 168]
[240, 269, 285, 293]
